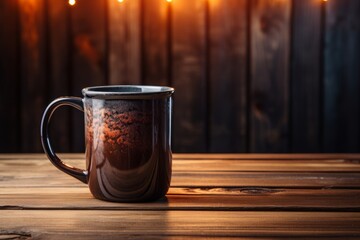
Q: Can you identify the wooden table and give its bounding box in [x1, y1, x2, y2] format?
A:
[0, 154, 360, 239]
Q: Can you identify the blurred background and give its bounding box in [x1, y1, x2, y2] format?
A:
[0, 0, 359, 153]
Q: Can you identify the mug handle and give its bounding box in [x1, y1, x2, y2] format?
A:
[40, 97, 88, 184]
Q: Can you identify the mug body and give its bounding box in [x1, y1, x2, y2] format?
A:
[83, 86, 173, 202]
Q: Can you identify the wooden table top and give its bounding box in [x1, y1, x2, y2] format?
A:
[0, 153, 360, 239]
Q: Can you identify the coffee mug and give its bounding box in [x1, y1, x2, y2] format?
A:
[41, 85, 174, 202]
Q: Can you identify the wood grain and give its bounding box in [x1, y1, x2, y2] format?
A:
[108, 0, 141, 84]
[0, 1, 360, 154]
[2, 158, 360, 172]
[47, 0, 71, 152]
[0, 154, 359, 238]
[0, 210, 359, 238]
[250, 0, 291, 152]
[18, 0, 47, 152]
[70, 0, 107, 152]
[142, 0, 168, 86]
[172, 0, 207, 152]
[323, 0, 360, 152]
[0, 0, 20, 153]
[0, 187, 359, 211]
[172, 153, 360, 160]
[0, 158, 359, 188]
[1, 153, 360, 160]
[172, 159, 360, 172]
[291, 0, 322, 152]
[1, 170, 359, 188]
[1, 1, 360, 154]
[173, 172, 360, 188]
[208, 0, 248, 153]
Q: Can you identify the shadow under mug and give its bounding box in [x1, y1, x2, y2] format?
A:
[41, 85, 174, 202]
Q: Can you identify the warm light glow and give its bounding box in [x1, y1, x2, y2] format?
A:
[323, 0, 327, 2]
[166, 0, 172, 2]
[118, 0, 124, 2]
[69, 0, 76, 6]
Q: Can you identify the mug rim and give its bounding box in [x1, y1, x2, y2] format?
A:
[82, 85, 174, 99]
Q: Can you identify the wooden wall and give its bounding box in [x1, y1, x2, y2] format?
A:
[0, 0, 359, 153]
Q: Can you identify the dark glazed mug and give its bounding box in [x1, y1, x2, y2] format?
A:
[41, 85, 174, 202]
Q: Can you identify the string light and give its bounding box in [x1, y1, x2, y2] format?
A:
[69, 0, 76, 6]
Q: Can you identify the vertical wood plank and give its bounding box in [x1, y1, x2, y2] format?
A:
[250, 0, 291, 153]
[48, 0, 71, 152]
[0, 0, 20, 152]
[108, 0, 141, 84]
[324, 0, 360, 152]
[291, 0, 322, 152]
[208, 0, 248, 152]
[142, 0, 168, 86]
[18, 0, 47, 152]
[172, 0, 207, 152]
[71, 0, 107, 152]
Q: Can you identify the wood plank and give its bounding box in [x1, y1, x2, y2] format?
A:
[172, 0, 207, 152]
[108, 0, 141, 84]
[323, 0, 360, 152]
[18, 0, 47, 152]
[0, 160, 359, 188]
[0, 210, 359, 238]
[70, 0, 107, 152]
[3, 156, 360, 172]
[173, 172, 360, 188]
[1, 153, 360, 160]
[0, 170, 355, 188]
[291, 0, 322, 152]
[0, 187, 359, 211]
[142, 0, 168, 86]
[1, 158, 360, 173]
[208, 0, 248, 152]
[0, 0, 20, 152]
[173, 159, 360, 172]
[47, 0, 71, 152]
[0, 154, 359, 237]
[250, 0, 291, 152]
